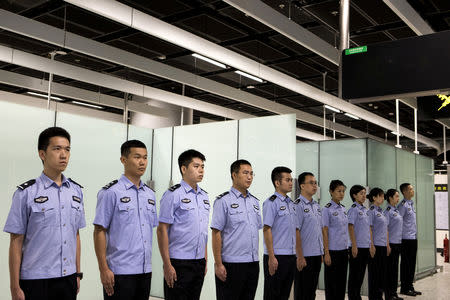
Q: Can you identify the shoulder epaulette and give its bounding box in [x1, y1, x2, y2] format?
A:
[201, 188, 208, 194]
[293, 198, 300, 204]
[69, 178, 83, 188]
[269, 194, 277, 201]
[103, 180, 118, 189]
[325, 203, 331, 208]
[253, 195, 260, 201]
[216, 191, 229, 199]
[370, 206, 375, 210]
[401, 199, 406, 205]
[17, 179, 36, 190]
[340, 203, 345, 207]
[386, 206, 391, 211]
[144, 183, 155, 192]
[169, 184, 181, 192]
[351, 203, 356, 208]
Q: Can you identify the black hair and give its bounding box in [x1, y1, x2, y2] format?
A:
[178, 149, 206, 174]
[38, 127, 71, 151]
[385, 188, 399, 204]
[329, 179, 346, 192]
[230, 159, 252, 180]
[297, 172, 314, 191]
[349, 185, 365, 202]
[399, 183, 411, 194]
[121, 140, 147, 157]
[271, 166, 292, 188]
[367, 187, 384, 203]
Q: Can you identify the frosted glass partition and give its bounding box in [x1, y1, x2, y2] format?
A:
[396, 148, 417, 189]
[56, 112, 128, 300]
[296, 141, 319, 180]
[415, 155, 435, 273]
[319, 139, 367, 207]
[367, 139, 396, 192]
[239, 114, 297, 300]
[0, 101, 55, 295]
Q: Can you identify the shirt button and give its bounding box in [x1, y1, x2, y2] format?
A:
[142, 224, 144, 227]
[63, 258, 66, 261]
[42, 208, 45, 212]
[63, 224, 66, 227]
[64, 241, 67, 244]
[144, 240, 147, 243]
[62, 206, 64, 209]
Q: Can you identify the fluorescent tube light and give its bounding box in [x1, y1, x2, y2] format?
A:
[71, 101, 103, 109]
[324, 105, 340, 113]
[344, 112, 360, 120]
[27, 91, 63, 101]
[235, 70, 264, 83]
[192, 53, 227, 69]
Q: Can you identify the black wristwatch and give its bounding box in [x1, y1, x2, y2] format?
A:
[76, 272, 83, 280]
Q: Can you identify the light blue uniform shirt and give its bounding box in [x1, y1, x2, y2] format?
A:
[369, 205, 387, 247]
[322, 201, 348, 251]
[397, 199, 417, 240]
[159, 180, 210, 259]
[347, 202, 371, 248]
[384, 204, 403, 244]
[3, 173, 85, 279]
[211, 187, 263, 263]
[94, 175, 158, 275]
[262, 192, 298, 255]
[296, 195, 324, 257]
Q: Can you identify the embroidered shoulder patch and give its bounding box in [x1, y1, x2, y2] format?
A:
[17, 179, 36, 190]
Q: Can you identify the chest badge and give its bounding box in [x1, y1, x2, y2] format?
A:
[253, 204, 259, 210]
[304, 208, 310, 213]
[231, 203, 239, 209]
[34, 196, 48, 203]
[332, 212, 338, 216]
[148, 199, 155, 205]
[181, 198, 191, 204]
[393, 213, 398, 217]
[280, 206, 286, 210]
[376, 213, 381, 217]
[72, 196, 81, 203]
[359, 211, 363, 215]
[120, 197, 131, 203]
[203, 199, 210, 205]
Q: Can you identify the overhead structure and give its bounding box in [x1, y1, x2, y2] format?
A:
[383, 0, 434, 35]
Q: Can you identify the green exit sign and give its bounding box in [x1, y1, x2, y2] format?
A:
[345, 46, 367, 55]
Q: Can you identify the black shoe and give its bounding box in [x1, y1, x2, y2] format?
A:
[400, 290, 417, 296]
[412, 289, 422, 295]
[393, 295, 404, 300]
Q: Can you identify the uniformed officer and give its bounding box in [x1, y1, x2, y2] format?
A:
[93, 140, 157, 300]
[322, 180, 348, 300]
[262, 166, 298, 300]
[367, 188, 389, 300]
[398, 183, 422, 296]
[294, 172, 323, 300]
[157, 149, 209, 300]
[211, 159, 262, 300]
[347, 185, 375, 300]
[384, 189, 404, 300]
[4, 127, 85, 300]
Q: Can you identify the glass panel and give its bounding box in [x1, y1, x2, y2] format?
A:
[367, 139, 396, 192]
[238, 114, 297, 300]
[0, 100, 55, 295]
[296, 141, 319, 179]
[56, 112, 127, 300]
[415, 155, 435, 272]
[395, 148, 416, 189]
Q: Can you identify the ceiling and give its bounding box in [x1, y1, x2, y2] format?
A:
[0, 0, 449, 168]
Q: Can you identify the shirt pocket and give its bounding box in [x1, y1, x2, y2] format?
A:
[118, 202, 135, 224]
[71, 201, 82, 227]
[31, 203, 57, 227]
[229, 208, 245, 224]
[178, 202, 196, 222]
[145, 203, 156, 224]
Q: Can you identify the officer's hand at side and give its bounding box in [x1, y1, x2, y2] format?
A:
[351, 245, 358, 258]
[215, 263, 227, 282]
[369, 244, 376, 258]
[324, 252, 331, 266]
[100, 267, 115, 296]
[387, 244, 391, 256]
[268, 255, 278, 276]
[296, 256, 307, 271]
[11, 286, 25, 300]
[164, 264, 177, 288]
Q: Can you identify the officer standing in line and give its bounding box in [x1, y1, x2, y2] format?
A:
[384, 189, 404, 300]
[4, 127, 85, 300]
[93, 140, 157, 300]
[367, 188, 389, 300]
[347, 185, 375, 300]
[294, 172, 323, 300]
[262, 166, 298, 300]
[398, 183, 422, 296]
[322, 180, 348, 300]
[211, 159, 262, 300]
[157, 149, 209, 300]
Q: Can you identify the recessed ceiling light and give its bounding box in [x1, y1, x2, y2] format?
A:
[368, 103, 373, 107]
[279, 4, 285, 9]
[324, 105, 341, 113]
[331, 11, 339, 16]
[27, 91, 63, 101]
[247, 85, 255, 89]
[388, 112, 394, 116]
[71, 101, 103, 109]
[374, 106, 378, 109]
[157, 55, 166, 60]
[344, 112, 360, 120]
[235, 70, 264, 83]
[192, 53, 227, 69]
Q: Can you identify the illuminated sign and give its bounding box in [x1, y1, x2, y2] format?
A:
[437, 94, 450, 111]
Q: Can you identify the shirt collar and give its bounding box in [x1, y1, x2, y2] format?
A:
[181, 179, 202, 195]
[330, 200, 340, 208]
[39, 172, 69, 189]
[230, 186, 251, 199]
[355, 202, 364, 209]
[120, 174, 144, 190]
[388, 204, 397, 210]
[274, 191, 289, 202]
[299, 194, 313, 205]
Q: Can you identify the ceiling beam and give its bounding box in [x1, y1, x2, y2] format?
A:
[223, 0, 339, 65]
[383, 0, 434, 35]
[62, 0, 439, 150]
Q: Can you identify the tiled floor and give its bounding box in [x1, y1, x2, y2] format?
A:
[150, 254, 449, 300]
